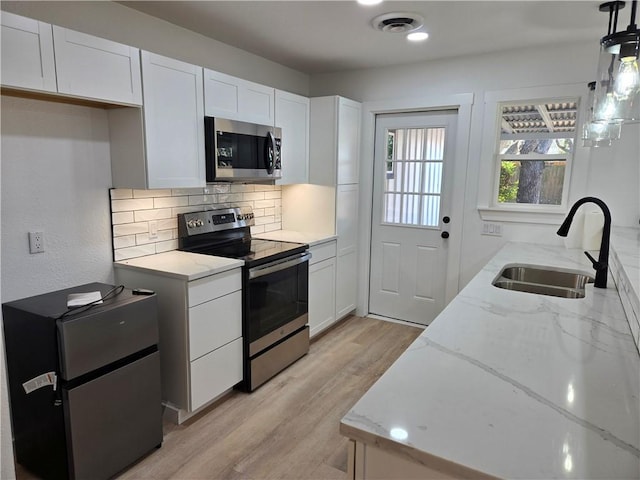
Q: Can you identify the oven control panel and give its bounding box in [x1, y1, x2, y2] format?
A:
[178, 208, 255, 237]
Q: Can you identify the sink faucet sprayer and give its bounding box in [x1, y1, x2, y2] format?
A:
[556, 196, 611, 288]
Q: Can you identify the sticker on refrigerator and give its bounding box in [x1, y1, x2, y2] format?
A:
[22, 372, 57, 394]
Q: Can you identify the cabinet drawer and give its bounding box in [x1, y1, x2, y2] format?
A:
[189, 290, 242, 361]
[309, 240, 337, 265]
[188, 269, 241, 307]
[190, 338, 243, 411]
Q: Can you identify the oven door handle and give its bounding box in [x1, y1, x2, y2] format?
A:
[248, 252, 311, 279]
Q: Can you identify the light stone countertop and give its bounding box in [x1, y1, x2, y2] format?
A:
[341, 242, 640, 479]
[113, 250, 243, 281]
[255, 230, 337, 247]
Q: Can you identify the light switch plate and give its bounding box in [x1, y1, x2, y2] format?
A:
[481, 222, 503, 237]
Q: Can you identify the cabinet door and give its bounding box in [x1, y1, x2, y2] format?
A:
[276, 90, 310, 185]
[336, 184, 359, 256]
[337, 97, 361, 185]
[336, 184, 358, 320]
[141, 51, 205, 188]
[52, 26, 142, 105]
[204, 69, 274, 125]
[239, 79, 275, 125]
[0, 12, 56, 92]
[309, 257, 336, 338]
[336, 250, 357, 320]
[203, 68, 240, 120]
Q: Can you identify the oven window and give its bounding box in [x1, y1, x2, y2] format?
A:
[247, 262, 308, 343]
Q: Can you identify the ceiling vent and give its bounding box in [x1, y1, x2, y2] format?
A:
[371, 12, 424, 34]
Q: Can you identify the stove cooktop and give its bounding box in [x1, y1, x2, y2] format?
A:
[177, 208, 308, 267]
[188, 238, 307, 266]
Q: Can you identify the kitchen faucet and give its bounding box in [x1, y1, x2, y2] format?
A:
[556, 196, 611, 288]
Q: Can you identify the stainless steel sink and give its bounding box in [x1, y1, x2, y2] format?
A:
[492, 264, 594, 299]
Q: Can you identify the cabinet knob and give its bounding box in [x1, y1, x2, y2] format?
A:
[441, 231, 450, 239]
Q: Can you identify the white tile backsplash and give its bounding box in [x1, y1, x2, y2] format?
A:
[111, 198, 154, 212]
[110, 184, 282, 261]
[154, 196, 188, 208]
[112, 211, 134, 224]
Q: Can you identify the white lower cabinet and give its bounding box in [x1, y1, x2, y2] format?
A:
[114, 266, 242, 424]
[336, 249, 358, 320]
[309, 240, 337, 338]
[336, 184, 359, 320]
[348, 441, 461, 479]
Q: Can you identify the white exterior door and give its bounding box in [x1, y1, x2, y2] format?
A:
[369, 111, 457, 325]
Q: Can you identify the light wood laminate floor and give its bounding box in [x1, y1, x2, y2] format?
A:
[17, 316, 423, 480]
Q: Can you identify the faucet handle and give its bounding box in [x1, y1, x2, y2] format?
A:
[584, 251, 606, 270]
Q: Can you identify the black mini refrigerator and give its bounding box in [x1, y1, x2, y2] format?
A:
[2, 282, 163, 480]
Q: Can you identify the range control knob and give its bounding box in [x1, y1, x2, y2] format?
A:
[196, 219, 204, 227]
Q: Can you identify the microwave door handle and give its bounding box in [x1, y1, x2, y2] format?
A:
[264, 131, 275, 174]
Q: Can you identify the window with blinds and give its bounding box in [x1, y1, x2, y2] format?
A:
[382, 127, 446, 227]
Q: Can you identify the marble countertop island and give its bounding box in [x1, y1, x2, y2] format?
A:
[341, 242, 640, 479]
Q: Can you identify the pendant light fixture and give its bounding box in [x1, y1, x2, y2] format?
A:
[583, 82, 623, 146]
[592, 0, 640, 124]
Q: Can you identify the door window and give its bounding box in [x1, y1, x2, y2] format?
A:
[382, 127, 446, 227]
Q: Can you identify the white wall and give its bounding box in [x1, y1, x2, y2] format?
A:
[0, 1, 310, 96]
[1, 96, 115, 302]
[586, 122, 640, 227]
[310, 40, 640, 288]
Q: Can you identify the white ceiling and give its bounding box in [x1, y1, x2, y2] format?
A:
[120, 1, 606, 74]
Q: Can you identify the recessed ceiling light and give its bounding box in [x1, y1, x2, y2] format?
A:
[358, 0, 383, 5]
[407, 31, 429, 42]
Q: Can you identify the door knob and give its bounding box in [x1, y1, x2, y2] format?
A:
[441, 231, 450, 239]
[443, 216, 450, 224]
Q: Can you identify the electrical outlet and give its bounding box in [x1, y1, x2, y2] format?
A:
[29, 231, 45, 253]
[481, 222, 503, 237]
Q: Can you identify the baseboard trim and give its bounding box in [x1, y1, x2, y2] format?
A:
[366, 314, 427, 330]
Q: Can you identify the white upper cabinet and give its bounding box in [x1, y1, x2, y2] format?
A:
[275, 90, 310, 185]
[140, 51, 205, 188]
[1, 12, 142, 105]
[204, 69, 275, 125]
[337, 98, 361, 185]
[309, 96, 362, 186]
[52, 26, 142, 105]
[0, 11, 56, 92]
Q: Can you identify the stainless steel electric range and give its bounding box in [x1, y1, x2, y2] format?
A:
[178, 207, 310, 392]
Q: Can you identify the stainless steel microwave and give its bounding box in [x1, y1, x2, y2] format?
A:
[205, 117, 281, 182]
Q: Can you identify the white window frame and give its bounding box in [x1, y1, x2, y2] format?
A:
[477, 83, 588, 224]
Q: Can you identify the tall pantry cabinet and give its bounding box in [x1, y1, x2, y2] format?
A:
[309, 96, 361, 320]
